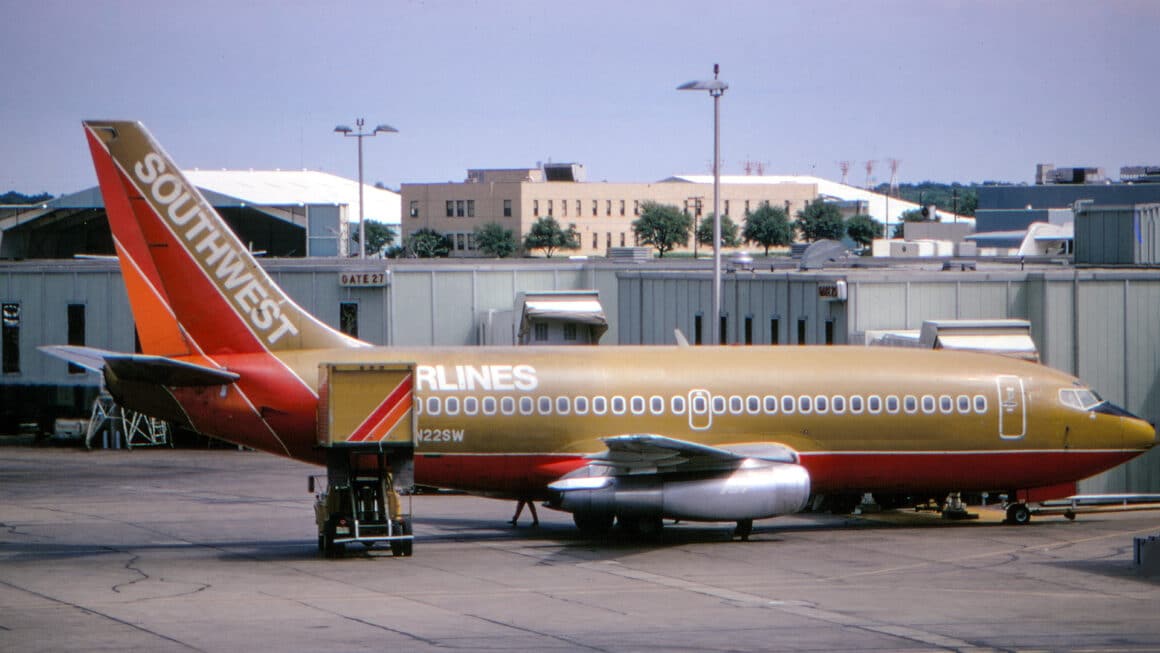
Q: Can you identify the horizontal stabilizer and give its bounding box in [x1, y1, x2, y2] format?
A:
[39, 346, 239, 387]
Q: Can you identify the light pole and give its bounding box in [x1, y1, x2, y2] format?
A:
[334, 118, 397, 258]
[679, 64, 728, 345]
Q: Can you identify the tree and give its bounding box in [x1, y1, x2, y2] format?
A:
[632, 201, 691, 257]
[845, 214, 883, 248]
[405, 228, 452, 258]
[892, 208, 931, 238]
[353, 221, 396, 257]
[523, 217, 580, 257]
[795, 202, 846, 243]
[473, 222, 517, 258]
[695, 213, 740, 248]
[1, 191, 52, 204]
[742, 204, 793, 255]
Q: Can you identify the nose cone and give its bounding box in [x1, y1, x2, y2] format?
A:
[1123, 415, 1158, 451]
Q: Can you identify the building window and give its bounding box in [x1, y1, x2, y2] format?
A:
[592, 200, 598, 216]
[547, 199, 553, 216]
[797, 318, 807, 345]
[744, 316, 753, 345]
[409, 200, 419, 218]
[694, 314, 703, 345]
[633, 200, 640, 215]
[533, 200, 540, 216]
[67, 304, 85, 375]
[719, 314, 728, 345]
[562, 200, 567, 216]
[2, 303, 19, 374]
[445, 200, 454, 218]
[770, 317, 780, 345]
[591, 232, 598, 249]
[619, 200, 625, 216]
[534, 323, 549, 341]
[724, 200, 730, 216]
[466, 199, 475, 217]
[456, 200, 465, 217]
[339, 302, 358, 338]
[606, 200, 612, 216]
[455, 233, 466, 251]
[825, 320, 834, 345]
[744, 200, 750, 214]
[563, 323, 577, 341]
[606, 232, 612, 248]
[576, 200, 581, 215]
[619, 232, 625, 247]
[503, 199, 512, 217]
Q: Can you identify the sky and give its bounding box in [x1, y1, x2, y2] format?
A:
[2, 0, 1158, 197]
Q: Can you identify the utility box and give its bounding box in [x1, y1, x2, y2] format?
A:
[1075, 203, 1160, 266]
[318, 362, 416, 447]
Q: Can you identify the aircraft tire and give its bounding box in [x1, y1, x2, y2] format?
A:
[573, 512, 614, 537]
[1005, 503, 1031, 525]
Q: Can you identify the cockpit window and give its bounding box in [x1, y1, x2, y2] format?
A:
[1059, 388, 1103, 411]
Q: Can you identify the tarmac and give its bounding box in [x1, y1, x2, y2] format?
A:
[2, 446, 1160, 652]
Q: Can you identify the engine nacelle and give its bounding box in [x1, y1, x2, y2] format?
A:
[554, 461, 810, 522]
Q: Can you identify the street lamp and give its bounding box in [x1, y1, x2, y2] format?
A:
[334, 118, 397, 258]
[678, 64, 728, 345]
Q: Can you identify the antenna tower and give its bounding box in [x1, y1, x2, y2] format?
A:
[837, 161, 851, 185]
[864, 160, 876, 189]
[887, 158, 901, 197]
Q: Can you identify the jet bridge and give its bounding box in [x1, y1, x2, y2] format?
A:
[313, 362, 416, 558]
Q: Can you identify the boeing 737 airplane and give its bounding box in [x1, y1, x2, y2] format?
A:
[45, 121, 1156, 549]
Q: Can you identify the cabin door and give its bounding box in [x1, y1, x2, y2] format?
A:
[688, 389, 712, 431]
[996, 375, 1026, 439]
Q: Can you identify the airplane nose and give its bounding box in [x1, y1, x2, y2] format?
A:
[1124, 415, 1158, 451]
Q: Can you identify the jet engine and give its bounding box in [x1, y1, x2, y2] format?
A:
[552, 460, 811, 522]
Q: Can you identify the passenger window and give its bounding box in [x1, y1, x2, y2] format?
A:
[747, 395, 761, 414]
[556, 396, 571, 415]
[650, 396, 665, 415]
[538, 396, 553, 415]
[885, 395, 900, 414]
[612, 396, 627, 415]
[921, 395, 935, 413]
[903, 395, 918, 414]
[426, 397, 441, 416]
[692, 394, 708, 414]
[712, 396, 726, 414]
[729, 395, 744, 414]
[798, 395, 813, 414]
[831, 395, 846, 414]
[574, 396, 589, 415]
[519, 396, 534, 415]
[500, 396, 515, 415]
[445, 396, 460, 416]
[957, 395, 971, 413]
[814, 395, 828, 414]
[939, 395, 954, 414]
[764, 395, 779, 414]
[781, 395, 796, 414]
[630, 396, 646, 415]
[867, 395, 882, 414]
[974, 395, 987, 413]
[593, 396, 608, 415]
[464, 396, 478, 415]
[849, 395, 864, 413]
[671, 396, 687, 414]
[482, 397, 497, 415]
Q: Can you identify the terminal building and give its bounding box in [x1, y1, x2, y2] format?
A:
[2, 163, 1159, 496]
[401, 164, 934, 257]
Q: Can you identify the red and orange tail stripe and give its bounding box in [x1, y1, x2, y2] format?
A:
[347, 374, 414, 443]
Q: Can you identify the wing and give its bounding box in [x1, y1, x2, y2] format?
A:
[548, 434, 799, 491]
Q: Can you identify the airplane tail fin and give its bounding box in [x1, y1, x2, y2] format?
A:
[83, 120, 366, 356]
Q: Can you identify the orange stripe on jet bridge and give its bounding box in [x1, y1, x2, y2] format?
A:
[347, 374, 413, 443]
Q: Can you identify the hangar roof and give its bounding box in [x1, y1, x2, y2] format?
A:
[185, 169, 400, 224]
[664, 174, 973, 226]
